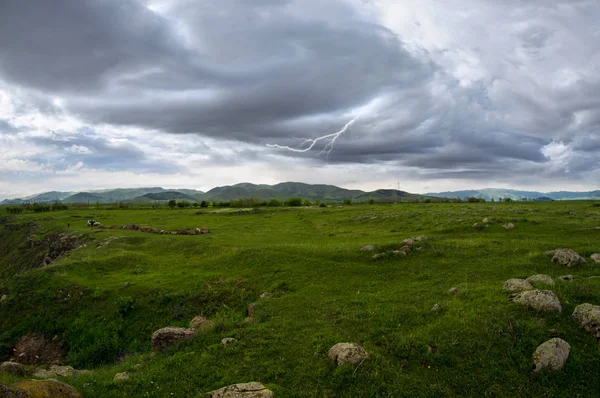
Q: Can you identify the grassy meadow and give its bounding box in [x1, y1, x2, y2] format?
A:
[1, 201, 600, 397]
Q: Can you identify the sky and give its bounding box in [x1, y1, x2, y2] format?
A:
[1, 0, 599, 199]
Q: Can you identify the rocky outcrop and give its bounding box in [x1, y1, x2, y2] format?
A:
[15, 379, 82, 398]
[0, 382, 27, 398]
[113, 372, 130, 382]
[151, 327, 197, 352]
[33, 365, 91, 378]
[207, 382, 273, 397]
[0, 361, 25, 376]
[591, 253, 600, 264]
[509, 290, 562, 313]
[189, 316, 215, 332]
[533, 338, 570, 372]
[546, 248, 586, 267]
[11, 333, 67, 365]
[572, 303, 600, 340]
[328, 343, 369, 366]
[502, 279, 533, 292]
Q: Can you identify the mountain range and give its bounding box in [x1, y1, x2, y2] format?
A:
[1, 182, 424, 204]
[426, 188, 600, 201]
[2, 184, 599, 205]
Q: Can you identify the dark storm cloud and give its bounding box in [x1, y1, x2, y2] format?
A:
[0, 0, 598, 184]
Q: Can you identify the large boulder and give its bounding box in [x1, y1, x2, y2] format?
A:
[189, 316, 215, 332]
[328, 343, 369, 366]
[0, 361, 25, 376]
[15, 379, 82, 398]
[509, 290, 562, 313]
[533, 338, 570, 372]
[591, 253, 600, 264]
[526, 274, 555, 286]
[502, 279, 533, 292]
[151, 327, 197, 352]
[547, 248, 586, 267]
[559, 275, 574, 282]
[572, 303, 600, 340]
[207, 382, 273, 398]
[0, 382, 27, 398]
[11, 333, 67, 365]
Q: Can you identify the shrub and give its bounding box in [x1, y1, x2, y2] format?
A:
[303, 199, 311, 206]
[319, 203, 327, 208]
[168, 199, 176, 209]
[424, 198, 432, 203]
[368, 198, 375, 205]
[177, 200, 191, 208]
[200, 201, 208, 208]
[343, 199, 352, 205]
[115, 296, 137, 317]
[286, 197, 302, 206]
[267, 198, 282, 207]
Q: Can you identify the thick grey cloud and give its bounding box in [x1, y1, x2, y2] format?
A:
[0, 0, 599, 195]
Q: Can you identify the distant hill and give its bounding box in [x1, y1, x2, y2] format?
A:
[132, 191, 198, 202]
[426, 188, 600, 201]
[354, 189, 425, 203]
[62, 192, 108, 204]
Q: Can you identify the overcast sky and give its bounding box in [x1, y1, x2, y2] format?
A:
[1, 0, 599, 199]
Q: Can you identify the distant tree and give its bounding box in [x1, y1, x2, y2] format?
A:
[319, 203, 327, 208]
[504, 197, 513, 203]
[177, 200, 191, 208]
[424, 198, 431, 203]
[303, 199, 311, 206]
[368, 198, 375, 205]
[168, 199, 177, 209]
[267, 198, 281, 207]
[286, 197, 302, 206]
[200, 200, 208, 208]
[343, 198, 352, 205]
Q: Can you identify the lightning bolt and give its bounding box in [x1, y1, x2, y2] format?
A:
[267, 113, 360, 156]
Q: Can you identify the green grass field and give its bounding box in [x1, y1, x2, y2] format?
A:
[1, 202, 600, 397]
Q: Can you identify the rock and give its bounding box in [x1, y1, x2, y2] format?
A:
[472, 223, 479, 227]
[509, 290, 562, 313]
[502, 223, 515, 229]
[113, 372, 130, 382]
[15, 379, 82, 398]
[207, 382, 273, 398]
[0, 361, 25, 376]
[360, 244, 375, 252]
[221, 338, 237, 346]
[396, 246, 411, 254]
[448, 287, 459, 295]
[392, 250, 407, 256]
[591, 253, 600, 263]
[526, 274, 555, 286]
[402, 238, 414, 246]
[572, 303, 600, 340]
[549, 329, 562, 337]
[11, 333, 67, 365]
[482, 218, 489, 223]
[189, 316, 215, 332]
[413, 236, 426, 241]
[259, 292, 273, 299]
[151, 327, 197, 352]
[200, 227, 210, 234]
[502, 278, 534, 292]
[1, 294, 7, 302]
[372, 253, 384, 259]
[559, 275, 574, 281]
[533, 338, 570, 372]
[247, 302, 260, 318]
[328, 343, 369, 366]
[430, 303, 441, 313]
[547, 248, 586, 267]
[0, 382, 27, 398]
[33, 365, 91, 378]
[123, 282, 130, 288]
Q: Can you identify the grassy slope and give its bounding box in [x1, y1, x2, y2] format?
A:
[1, 202, 600, 397]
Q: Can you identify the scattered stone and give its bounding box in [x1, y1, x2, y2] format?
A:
[559, 275, 574, 282]
[328, 343, 369, 366]
[472, 223, 479, 227]
[123, 282, 130, 288]
[189, 316, 215, 332]
[151, 327, 197, 352]
[33, 365, 91, 378]
[549, 329, 562, 337]
[392, 250, 407, 257]
[221, 338, 237, 346]
[199, 227, 210, 234]
[207, 382, 273, 398]
[430, 303, 441, 312]
[360, 244, 375, 252]
[259, 292, 273, 299]
[448, 287, 459, 295]
[482, 218, 489, 223]
[113, 372, 130, 382]
[572, 303, 600, 340]
[372, 253, 383, 260]
[0, 361, 25, 376]
[402, 238, 414, 246]
[1, 294, 7, 302]
[502, 278, 534, 292]
[526, 274, 555, 286]
[509, 290, 562, 313]
[247, 302, 260, 318]
[502, 223, 515, 229]
[533, 338, 570, 372]
[591, 253, 600, 263]
[547, 248, 586, 267]
[11, 333, 67, 365]
[15, 379, 82, 398]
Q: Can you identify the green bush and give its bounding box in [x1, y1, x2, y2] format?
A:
[343, 199, 352, 205]
[286, 197, 302, 206]
[267, 198, 282, 207]
[115, 296, 137, 317]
